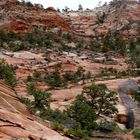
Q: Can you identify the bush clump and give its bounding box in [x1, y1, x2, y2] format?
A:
[133, 127, 140, 139]
[0, 59, 16, 87]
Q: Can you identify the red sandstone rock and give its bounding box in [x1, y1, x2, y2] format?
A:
[0, 81, 70, 140]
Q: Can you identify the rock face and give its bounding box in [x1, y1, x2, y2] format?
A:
[0, 81, 70, 140]
[0, 0, 139, 39]
[0, 0, 75, 34]
[63, 0, 140, 39]
[118, 79, 140, 128]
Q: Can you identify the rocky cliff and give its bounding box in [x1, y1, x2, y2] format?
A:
[63, 0, 140, 39]
[0, 0, 75, 34]
[0, 0, 139, 40]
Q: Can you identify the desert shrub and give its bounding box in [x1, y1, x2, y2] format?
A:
[65, 84, 118, 138]
[109, 0, 122, 8]
[82, 84, 118, 117]
[0, 59, 16, 87]
[99, 67, 129, 78]
[116, 70, 129, 78]
[60, 44, 72, 52]
[66, 94, 97, 131]
[102, 32, 127, 55]
[133, 127, 140, 139]
[52, 122, 65, 132]
[96, 12, 106, 24]
[62, 33, 72, 42]
[25, 1, 34, 7]
[40, 108, 76, 128]
[27, 75, 33, 82]
[133, 87, 140, 102]
[76, 42, 85, 49]
[85, 71, 92, 79]
[100, 67, 117, 76]
[63, 72, 78, 84]
[0, 29, 10, 42]
[24, 33, 37, 44]
[27, 83, 51, 112]
[33, 70, 42, 82]
[63, 72, 75, 81]
[127, 47, 140, 76]
[43, 39, 52, 47]
[65, 129, 90, 140]
[46, 70, 63, 87]
[7, 32, 18, 41]
[11, 44, 28, 51]
[75, 66, 84, 78]
[63, 66, 85, 84]
[99, 121, 120, 132]
[21, 0, 34, 7]
[20, 97, 31, 109]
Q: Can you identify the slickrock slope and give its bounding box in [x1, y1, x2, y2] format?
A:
[0, 81, 70, 140]
[0, 0, 75, 34]
[63, 0, 140, 38]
